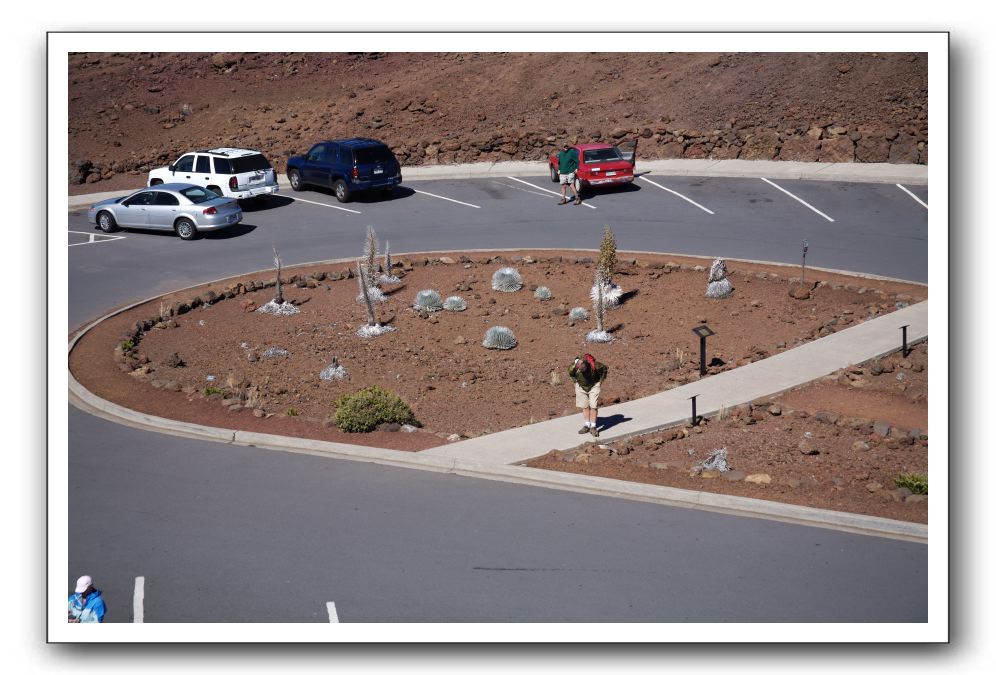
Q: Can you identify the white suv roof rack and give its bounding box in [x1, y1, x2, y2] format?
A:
[205, 148, 261, 157]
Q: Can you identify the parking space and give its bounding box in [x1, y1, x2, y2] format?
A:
[68, 230, 126, 247]
[66, 172, 929, 330]
[897, 183, 929, 209]
[760, 177, 835, 222]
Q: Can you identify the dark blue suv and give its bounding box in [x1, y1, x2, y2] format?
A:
[286, 138, 402, 203]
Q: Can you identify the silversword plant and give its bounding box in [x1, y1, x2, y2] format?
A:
[414, 289, 444, 312]
[569, 306, 589, 321]
[491, 267, 523, 292]
[483, 326, 517, 350]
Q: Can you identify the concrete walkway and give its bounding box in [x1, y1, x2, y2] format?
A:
[422, 301, 928, 464]
[66, 158, 927, 208]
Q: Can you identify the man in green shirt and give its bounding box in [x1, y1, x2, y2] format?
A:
[556, 142, 582, 206]
[568, 353, 608, 436]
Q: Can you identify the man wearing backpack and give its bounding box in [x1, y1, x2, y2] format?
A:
[569, 353, 608, 436]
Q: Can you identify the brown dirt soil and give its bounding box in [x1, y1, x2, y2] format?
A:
[528, 344, 928, 524]
[68, 52, 928, 194]
[70, 249, 926, 458]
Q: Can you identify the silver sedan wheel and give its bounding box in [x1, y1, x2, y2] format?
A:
[97, 211, 118, 232]
[175, 219, 196, 240]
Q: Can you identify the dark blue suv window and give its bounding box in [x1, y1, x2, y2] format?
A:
[354, 146, 395, 164]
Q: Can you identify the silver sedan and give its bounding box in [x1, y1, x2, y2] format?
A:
[87, 183, 244, 240]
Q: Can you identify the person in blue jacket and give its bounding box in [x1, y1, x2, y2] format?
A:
[68, 575, 106, 623]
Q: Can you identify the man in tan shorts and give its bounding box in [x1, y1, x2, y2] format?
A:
[568, 353, 608, 437]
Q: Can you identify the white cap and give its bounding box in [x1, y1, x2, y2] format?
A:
[75, 575, 92, 593]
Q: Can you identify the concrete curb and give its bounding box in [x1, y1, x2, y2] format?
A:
[66, 159, 927, 208]
[68, 372, 927, 543]
[67, 251, 929, 543]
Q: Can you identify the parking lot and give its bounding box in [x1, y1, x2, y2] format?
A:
[67, 173, 928, 329]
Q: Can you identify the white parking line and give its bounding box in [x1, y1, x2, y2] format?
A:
[326, 601, 339, 623]
[288, 196, 362, 214]
[68, 231, 126, 247]
[134, 576, 145, 623]
[505, 176, 597, 209]
[413, 188, 481, 209]
[638, 176, 715, 214]
[896, 183, 928, 209]
[761, 177, 835, 222]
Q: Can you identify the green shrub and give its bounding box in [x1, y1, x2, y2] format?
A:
[204, 386, 225, 397]
[334, 385, 415, 432]
[894, 472, 928, 495]
[285, 407, 300, 417]
[120, 338, 135, 352]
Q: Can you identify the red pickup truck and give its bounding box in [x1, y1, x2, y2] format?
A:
[549, 140, 637, 194]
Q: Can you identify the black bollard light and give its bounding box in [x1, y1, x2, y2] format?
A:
[689, 394, 700, 427]
[901, 324, 910, 357]
[692, 324, 716, 376]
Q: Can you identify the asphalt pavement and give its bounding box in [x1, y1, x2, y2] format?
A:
[69, 404, 927, 623]
[67, 167, 927, 330]
[64, 160, 930, 624]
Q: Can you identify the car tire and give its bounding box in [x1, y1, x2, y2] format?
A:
[333, 179, 352, 203]
[288, 169, 303, 192]
[207, 185, 223, 197]
[97, 210, 118, 233]
[175, 218, 198, 241]
[149, 179, 163, 186]
[550, 164, 559, 183]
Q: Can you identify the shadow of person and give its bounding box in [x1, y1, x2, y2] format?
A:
[596, 413, 632, 432]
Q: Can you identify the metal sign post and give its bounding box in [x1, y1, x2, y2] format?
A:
[801, 239, 809, 285]
[689, 394, 699, 427]
[692, 325, 716, 377]
[901, 324, 910, 357]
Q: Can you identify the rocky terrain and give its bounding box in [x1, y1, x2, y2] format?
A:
[68, 52, 928, 193]
[529, 342, 928, 523]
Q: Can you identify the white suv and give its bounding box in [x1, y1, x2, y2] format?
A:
[148, 148, 279, 200]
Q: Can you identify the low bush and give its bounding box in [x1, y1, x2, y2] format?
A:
[334, 385, 416, 432]
[894, 472, 928, 495]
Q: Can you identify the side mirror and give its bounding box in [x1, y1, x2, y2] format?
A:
[169, 164, 176, 172]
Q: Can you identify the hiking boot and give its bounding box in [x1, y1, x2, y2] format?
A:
[590, 426, 600, 438]
[578, 425, 590, 434]
[558, 198, 568, 205]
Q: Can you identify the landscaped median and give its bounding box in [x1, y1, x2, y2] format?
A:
[68, 248, 928, 539]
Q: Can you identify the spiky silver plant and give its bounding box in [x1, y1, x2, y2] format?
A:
[443, 296, 467, 312]
[591, 225, 623, 307]
[483, 326, 517, 350]
[358, 262, 378, 326]
[257, 249, 299, 315]
[569, 306, 589, 321]
[534, 286, 552, 300]
[363, 226, 379, 284]
[353, 225, 388, 302]
[491, 267, 523, 292]
[414, 289, 443, 312]
[586, 270, 613, 343]
[356, 270, 397, 337]
[272, 244, 284, 304]
[320, 356, 349, 381]
[380, 240, 401, 283]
